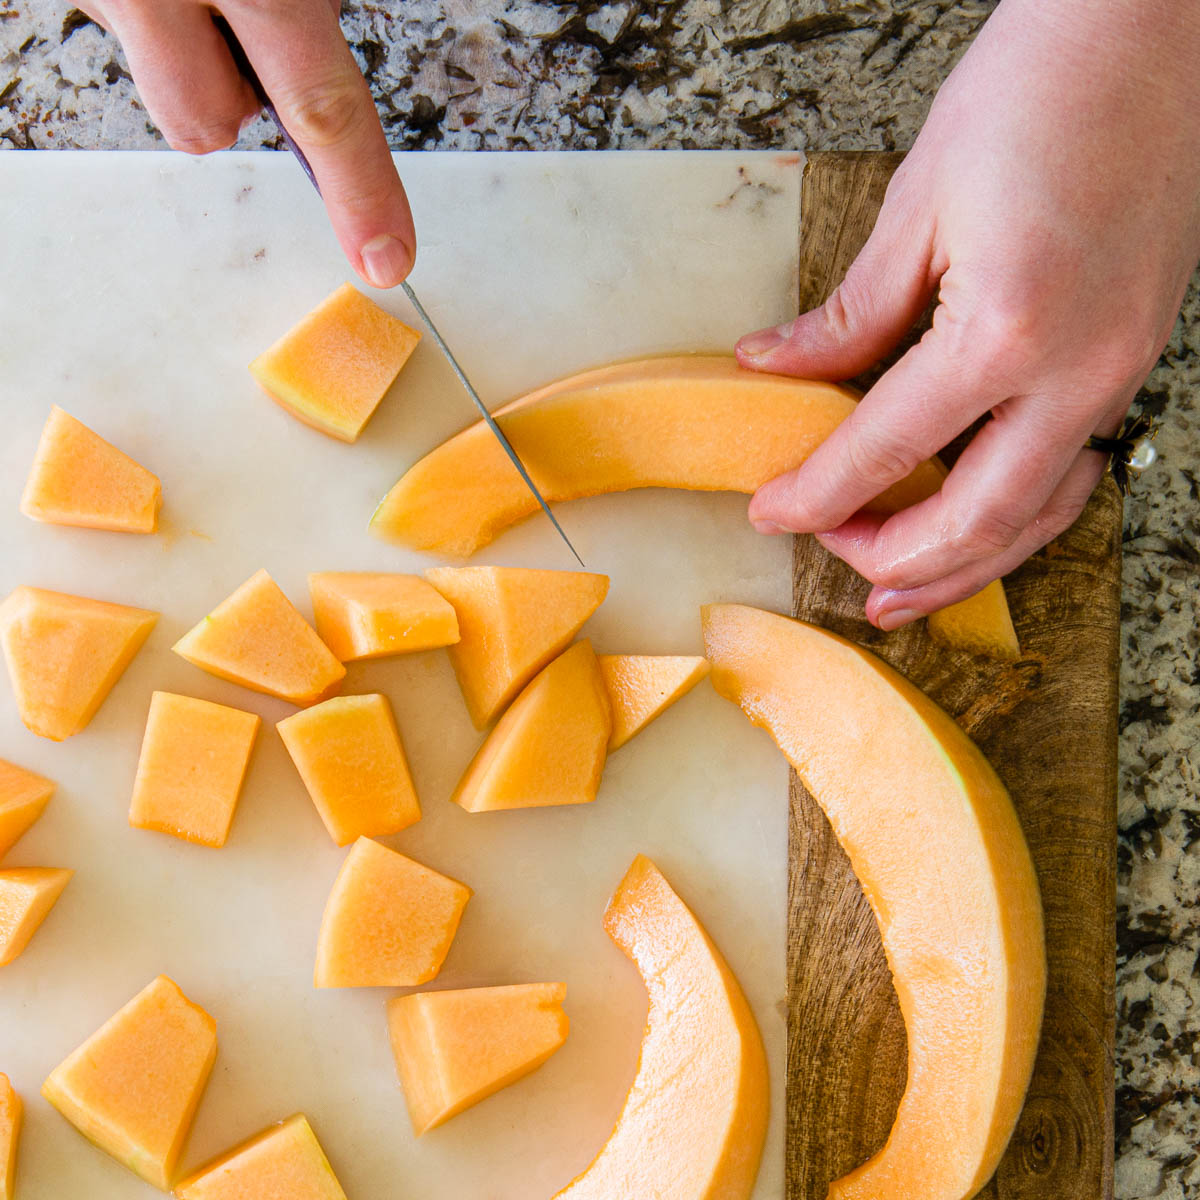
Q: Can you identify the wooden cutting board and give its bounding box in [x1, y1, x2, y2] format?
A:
[787, 153, 1118, 1199]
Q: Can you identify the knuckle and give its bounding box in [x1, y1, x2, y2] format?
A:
[279, 75, 365, 148]
[955, 504, 1026, 557]
[845, 428, 923, 487]
[163, 120, 240, 155]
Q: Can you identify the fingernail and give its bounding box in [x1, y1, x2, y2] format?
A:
[361, 234, 413, 288]
[738, 323, 789, 359]
[752, 519, 787, 535]
[877, 607, 922, 631]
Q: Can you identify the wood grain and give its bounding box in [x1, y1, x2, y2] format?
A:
[787, 152, 1117, 1200]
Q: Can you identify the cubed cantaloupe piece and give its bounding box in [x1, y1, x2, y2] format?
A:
[173, 570, 345, 707]
[42, 975, 217, 1191]
[598, 655, 711, 750]
[0, 758, 54, 860]
[249, 283, 421, 443]
[277, 694, 419, 846]
[314, 838, 471, 988]
[0, 868, 72, 966]
[129, 692, 261, 848]
[426, 566, 608, 728]
[388, 983, 569, 1135]
[0, 1074, 20, 1200]
[0, 587, 158, 741]
[452, 641, 611, 813]
[20, 406, 161, 534]
[309, 572, 459, 661]
[175, 1114, 347, 1200]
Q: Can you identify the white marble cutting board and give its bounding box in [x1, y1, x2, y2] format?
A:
[0, 150, 799, 1199]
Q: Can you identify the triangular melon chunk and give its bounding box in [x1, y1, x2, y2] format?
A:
[42, 975, 217, 1191]
[927, 579, 1020, 659]
[598, 655, 711, 750]
[0, 1073, 20, 1200]
[426, 566, 608, 727]
[0, 587, 158, 741]
[388, 983, 569, 1135]
[20, 406, 161, 533]
[0, 867, 73, 966]
[452, 641, 611, 812]
[173, 570, 345, 706]
[0, 758, 54, 859]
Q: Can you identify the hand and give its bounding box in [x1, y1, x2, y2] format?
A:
[79, 0, 415, 288]
[737, 0, 1200, 630]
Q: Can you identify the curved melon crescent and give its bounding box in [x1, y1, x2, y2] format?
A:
[703, 604, 1046, 1200]
[371, 357, 1018, 659]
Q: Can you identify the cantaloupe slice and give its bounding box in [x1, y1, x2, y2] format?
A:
[598, 655, 711, 750]
[388, 983, 569, 1135]
[42, 974, 217, 1191]
[0, 758, 54, 860]
[452, 641, 611, 812]
[426, 566, 608, 728]
[702, 604, 1045, 1200]
[20, 406, 161, 533]
[314, 838, 471, 988]
[0, 587, 158, 741]
[0, 868, 72, 966]
[927, 580, 1020, 659]
[175, 1114, 347, 1200]
[173, 570, 345, 706]
[553, 855, 768, 1199]
[128, 692, 261, 848]
[277, 693, 420, 845]
[0, 1074, 20, 1200]
[249, 283, 421, 442]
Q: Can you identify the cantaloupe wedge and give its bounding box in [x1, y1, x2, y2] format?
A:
[20, 406, 161, 533]
[0, 758, 54, 860]
[0, 1074, 20, 1200]
[42, 974, 217, 1191]
[702, 604, 1045, 1200]
[927, 580, 1020, 659]
[314, 838, 471, 988]
[388, 983, 569, 1135]
[426, 566, 608, 727]
[173, 570, 345, 706]
[129, 692, 261, 848]
[277, 693, 420, 845]
[554, 855, 768, 1199]
[0, 587, 158, 741]
[250, 283, 421, 442]
[309, 572, 459, 661]
[175, 1114, 347, 1200]
[598, 655, 711, 750]
[0, 868, 72, 966]
[452, 641, 611, 812]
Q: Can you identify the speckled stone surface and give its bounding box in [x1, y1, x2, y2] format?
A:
[3, 2, 1199, 1196]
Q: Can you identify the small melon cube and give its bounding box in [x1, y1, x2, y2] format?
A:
[314, 838, 471, 989]
[452, 641, 611, 813]
[309, 572, 459, 661]
[426, 566, 608, 728]
[42, 975, 216, 1190]
[388, 983, 569, 1135]
[176, 1114, 347, 1200]
[277, 694, 420, 846]
[20, 406, 161, 533]
[129, 693, 261, 848]
[0, 759, 54, 859]
[0, 1074, 20, 1200]
[0, 867, 73, 966]
[597, 655, 711, 750]
[173, 570, 344, 706]
[0, 587, 158, 741]
[249, 283, 421, 443]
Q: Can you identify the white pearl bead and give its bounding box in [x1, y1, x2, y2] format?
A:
[1127, 437, 1158, 471]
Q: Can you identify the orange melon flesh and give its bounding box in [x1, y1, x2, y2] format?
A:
[309, 572, 459, 661]
[0, 587, 158, 741]
[0, 1074, 20, 1200]
[388, 983, 569, 1135]
[249, 283, 421, 443]
[598, 654, 711, 750]
[314, 838, 471, 988]
[701, 604, 1045, 1200]
[0, 868, 72, 966]
[426, 566, 609, 728]
[20, 406, 161, 533]
[173, 570, 345, 707]
[927, 580, 1020, 659]
[554, 855, 768, 1199]
[42, 975, 217, 1191]
[277, 693, 420, 846]
[0, 758, 54, 859]
[129, 692, 261, 848]
[175, 1114, 347, 1200]
[452, 641, 611, 812]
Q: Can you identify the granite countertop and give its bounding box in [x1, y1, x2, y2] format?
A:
[3, 2, 1198, 1196]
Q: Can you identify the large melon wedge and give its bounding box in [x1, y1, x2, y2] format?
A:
[173, 570, 345, 706]
[0, 1074, 20, 1200]
[20, 406, 161, 533]
[426, 566, 608, 728]
[0, 758, 54, 859]
[598, 655, 711, 750]
[0, 868, 72, 966]
[0, 587, 158, 741]
[388, 982, 569, 1135]
[42, 974, 217, 1190]
[702, 604, 1045, 1200]
[554, 855, 768, 1199]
